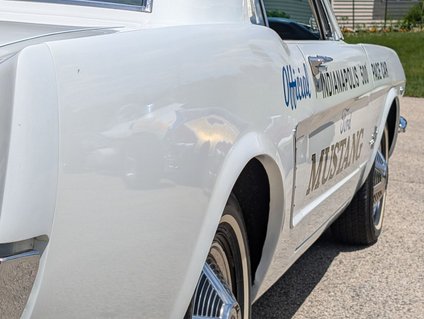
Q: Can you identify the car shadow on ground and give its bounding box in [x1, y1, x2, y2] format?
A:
[252, 231, 367, 319]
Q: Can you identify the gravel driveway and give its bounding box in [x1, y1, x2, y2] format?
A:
[252, 97, 424, 319]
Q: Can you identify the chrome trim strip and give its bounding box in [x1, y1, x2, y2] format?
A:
[0, 27, 118, 49]
[0, 249, 39, 262]
[14, 0, 153, 13]
[296, 93, 369, 138]
[0, 239, 35, 258]
[309, 121, 334, 139]
[290, 126, 298, 229]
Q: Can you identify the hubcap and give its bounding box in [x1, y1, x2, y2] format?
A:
[192, 262, 241, 319]
[372, 149, 388, 228]
[192, 212, 249, 319]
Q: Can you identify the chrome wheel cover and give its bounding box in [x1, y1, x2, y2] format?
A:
[372, 129, 389, 230]
[192, 214, 248, 319]
[192, 263, 241, 319]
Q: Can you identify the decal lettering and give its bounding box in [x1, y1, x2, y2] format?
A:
[340, 108, 352, 134]
[282, 63, 312, 110]
[359, 64, 370, 85]
[371, 61, 389, 81]
[318, 64, 369, 99]
[306, 128, 364, 195]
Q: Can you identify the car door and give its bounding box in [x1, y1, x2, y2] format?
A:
[264, 0, 377, 246]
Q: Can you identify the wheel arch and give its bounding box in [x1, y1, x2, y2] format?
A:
[232, 154, 285, 289]
[175, 132, 289, 317]
[232, 158, 270, 284]
[387, 96, 400, 158]
[360, 88, 401, 186]
[212, 133, 287, 291]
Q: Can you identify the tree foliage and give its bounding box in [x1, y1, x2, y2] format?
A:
[403, 0, 424, 29]
[266, 10, 290, 19]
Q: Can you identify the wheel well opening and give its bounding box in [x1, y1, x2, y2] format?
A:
[387, 99, 398, 156]
[232, 158, 270, 283]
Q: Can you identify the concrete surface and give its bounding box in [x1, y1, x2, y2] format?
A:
[252, 97, 424, 319]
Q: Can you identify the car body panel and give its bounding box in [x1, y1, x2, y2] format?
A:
[0, 44, 58, 244]
[27, 24, 301, 318]
[292, 41, 376, 245]
[0, 1, 406, 318]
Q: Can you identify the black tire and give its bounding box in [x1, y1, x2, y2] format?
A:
[188, 194, 251, 319]
[332, 126, 389, 245]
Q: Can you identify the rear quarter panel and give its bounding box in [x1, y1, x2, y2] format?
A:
[30, 25, 299, 319]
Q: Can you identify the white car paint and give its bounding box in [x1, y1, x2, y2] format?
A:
[0, 0, 405, 318]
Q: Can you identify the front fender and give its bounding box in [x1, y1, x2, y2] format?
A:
[360, 88, 400, 187]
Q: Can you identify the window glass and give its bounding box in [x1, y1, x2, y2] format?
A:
[263, 0, 321, 40]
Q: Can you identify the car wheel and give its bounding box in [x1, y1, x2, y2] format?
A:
[331, 125, 389, 245]
[187, 194, 251, 319]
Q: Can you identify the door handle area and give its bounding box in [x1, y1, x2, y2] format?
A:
[308, 55, 333, 76]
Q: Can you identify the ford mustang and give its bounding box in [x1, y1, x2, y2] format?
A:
[0, 0, 407, 318]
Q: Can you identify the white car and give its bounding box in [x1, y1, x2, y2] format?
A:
[0, 0, 407, 318]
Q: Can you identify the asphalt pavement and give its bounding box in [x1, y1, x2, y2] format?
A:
[252, 97, 424, 319]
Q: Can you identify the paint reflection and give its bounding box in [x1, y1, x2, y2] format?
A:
[68, 102, 243, 189]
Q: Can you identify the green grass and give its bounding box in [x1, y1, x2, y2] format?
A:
[344, 32, 424, 97]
